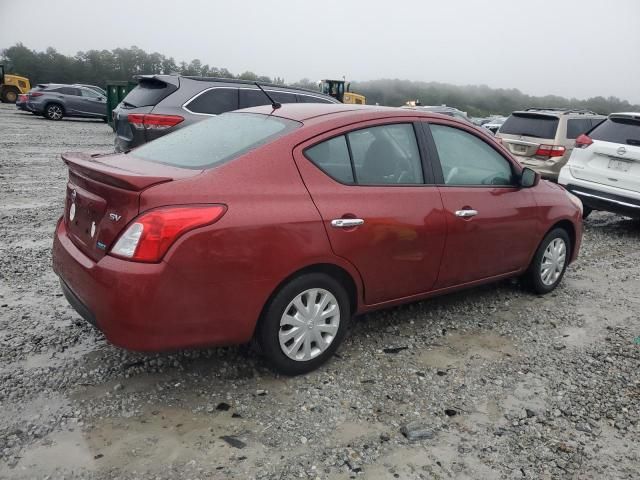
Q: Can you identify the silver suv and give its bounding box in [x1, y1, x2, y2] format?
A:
[497, 108, 605, 181]
[27, 84, 107, 121]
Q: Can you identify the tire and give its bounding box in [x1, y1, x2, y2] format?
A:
[45, 103, 64, 120]
[582, 207, 593, 219]
[524, 228, 571, 294]
[256, 273, 350, 375]
[3, 89, 18, 103]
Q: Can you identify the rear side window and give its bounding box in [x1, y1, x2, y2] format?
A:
[56, 87, 81, 96]
[500, 113, 559, 139]
[566, 118, 594, 139]
[305, 136, 354, 184]
[304, 124, 424, 185]
[123, 78, 177, 108]
[297, 94, 334, 104]
[130, 112, 300, 169]
[589, 117, 640, 146]
[185, 88, 238, 114]
[239, 89, 297, 109]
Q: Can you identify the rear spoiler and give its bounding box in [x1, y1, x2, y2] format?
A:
[133, 74, 180, 88]
[62, 152, 173, 191]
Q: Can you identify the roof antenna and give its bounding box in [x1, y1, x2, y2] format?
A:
[254, 82, 281, 111]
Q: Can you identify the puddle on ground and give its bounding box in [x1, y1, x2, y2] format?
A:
[11, 405, 267, 478]
[418, 331, 516, 369]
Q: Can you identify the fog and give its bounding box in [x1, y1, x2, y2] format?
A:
[1, 0, 639, 102]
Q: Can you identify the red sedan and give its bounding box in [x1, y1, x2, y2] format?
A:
[52, 103, 583, 374]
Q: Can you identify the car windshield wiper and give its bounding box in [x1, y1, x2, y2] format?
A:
[515, 132, 544, 139]
[121, 101, 136, 108]
[626, 139, 640, 146]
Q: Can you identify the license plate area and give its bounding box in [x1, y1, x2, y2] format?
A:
[608, 158, 631, 172]
[513, 144, 528, 154]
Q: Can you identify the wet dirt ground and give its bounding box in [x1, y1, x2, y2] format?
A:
[0, 104, 638, 479]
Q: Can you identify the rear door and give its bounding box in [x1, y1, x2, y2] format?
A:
[424, 121, 538, 287]
[293, 120, 447, 305]
[570, 116, 640, 190]
[57, 87, 83, 114]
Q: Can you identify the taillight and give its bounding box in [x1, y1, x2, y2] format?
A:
[127, 113, 184, 130]
[535, 144, 566, 158]
[575, 134, 593, 149]
[30, 92, 43, 98]
[110, 205, 227, 263]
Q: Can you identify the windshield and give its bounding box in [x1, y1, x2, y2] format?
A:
[500, 113, 559, 139]
[130, 113, 301, 169]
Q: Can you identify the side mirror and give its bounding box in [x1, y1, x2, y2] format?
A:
[520, 167, 540, 188]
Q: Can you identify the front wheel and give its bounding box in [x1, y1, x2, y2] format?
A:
[257, 273, 350, 375]
[524, 228, 571, 294]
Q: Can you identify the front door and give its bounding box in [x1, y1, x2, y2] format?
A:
[423, 122, 539, 288]
[293, 121, 447, 305]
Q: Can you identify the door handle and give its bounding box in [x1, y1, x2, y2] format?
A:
[455, 209, 478, 218]
[331, 218, 364, 228]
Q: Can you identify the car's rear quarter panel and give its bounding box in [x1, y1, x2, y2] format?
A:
[137, 137, 363, 344]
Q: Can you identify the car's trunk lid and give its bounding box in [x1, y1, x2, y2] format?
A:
[62, 152, 200, 261]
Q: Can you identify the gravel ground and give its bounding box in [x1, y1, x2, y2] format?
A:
[0, 103, 638, 479]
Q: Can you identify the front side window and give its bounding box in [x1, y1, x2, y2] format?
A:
[304, 123, 424, 185]
[185, 88, 238, 114]
[430, 124, 514, 186]
[80, 88, 100, 98]
[131, 112, 300, 169]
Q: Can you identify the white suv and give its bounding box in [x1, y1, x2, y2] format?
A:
[559, 112, 640, 218]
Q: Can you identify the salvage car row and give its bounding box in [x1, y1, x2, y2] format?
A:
[14, 74, 640, 375]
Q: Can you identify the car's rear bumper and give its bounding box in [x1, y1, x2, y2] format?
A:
[52, 218, 259, 351]
[515, 155, 568, 181]
[559, 168, 640, 218]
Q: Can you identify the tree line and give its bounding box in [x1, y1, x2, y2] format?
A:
[2, 43, 637, 116]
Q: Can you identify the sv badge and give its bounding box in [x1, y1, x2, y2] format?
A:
[109, 213, 122, 222]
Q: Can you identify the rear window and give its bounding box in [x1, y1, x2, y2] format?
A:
[500, 113, 559, 139]
[589, 117, 640, 146]
[130, 112, 300, 169]
[123, 78, 177, 108]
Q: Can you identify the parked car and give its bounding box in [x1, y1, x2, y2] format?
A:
[559, 112, 640, 218]
[483, 116, 507, 135]
[27, 84, 108, 121]
[401, 104, 469, 121]
[52, 104, 583, 374]
[112, 75, 339, 152]
[15, 93, 29, 111]
[497, 108, 605, 181]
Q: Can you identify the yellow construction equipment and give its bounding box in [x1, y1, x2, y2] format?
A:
[320, 79, 365, 105]
[0, 65, 31, 103]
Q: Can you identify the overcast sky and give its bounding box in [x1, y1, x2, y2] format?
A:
[1, 0, 639, 102]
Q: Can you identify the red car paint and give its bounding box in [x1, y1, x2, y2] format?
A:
[52, 104, 582, 351]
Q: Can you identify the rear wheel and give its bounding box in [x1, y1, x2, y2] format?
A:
[524, 228, 571, 294]
[45, 103, 64, 120]
[257, 273, 350, 375]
